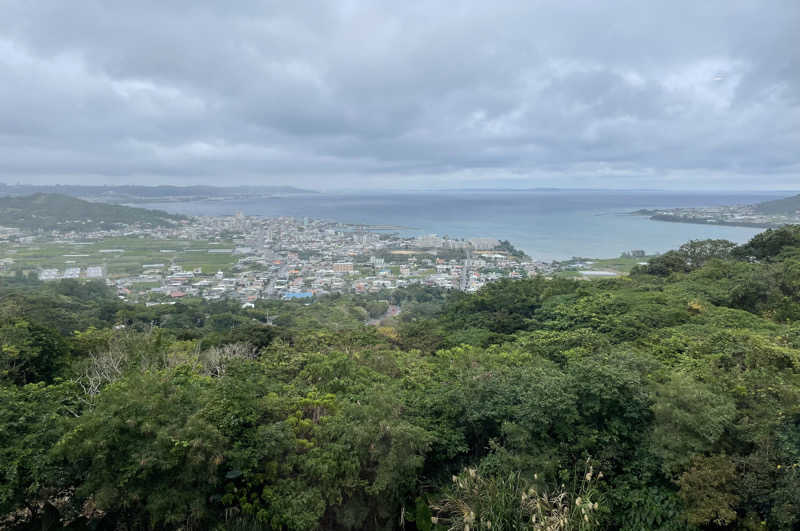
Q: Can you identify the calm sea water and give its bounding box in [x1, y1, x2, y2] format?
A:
[137, 190, 790, 260]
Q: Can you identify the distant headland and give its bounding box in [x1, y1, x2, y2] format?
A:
[0, 183, 317, 204]
[634, 193, 800, 228]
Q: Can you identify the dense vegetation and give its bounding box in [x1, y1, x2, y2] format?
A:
[0, 193, 185, 231]
[3, 227, 800, 529]
[494, 240, 529, 259]
[753, 194, 800, 216]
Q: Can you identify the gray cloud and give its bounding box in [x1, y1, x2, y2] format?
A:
[0, 0, 798, 189]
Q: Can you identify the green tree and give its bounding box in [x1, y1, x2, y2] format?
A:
[0, 382, 77, 523]
[54, 368, 227, 528]
[0, 319, 70, 385]
[733, 225, 800, 261]
[677, 455, 739, 527]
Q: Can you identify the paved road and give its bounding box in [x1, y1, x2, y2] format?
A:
[460, 249, 472, 291]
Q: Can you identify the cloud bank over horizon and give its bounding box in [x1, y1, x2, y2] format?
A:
[1, 1, 798, 190]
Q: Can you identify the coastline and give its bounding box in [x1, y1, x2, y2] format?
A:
[130, 191, 776, 261]
[638, 213, 778, 229]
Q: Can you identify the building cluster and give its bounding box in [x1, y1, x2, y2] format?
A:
[124, 215, 555, 303]
[639, 204, 800, 228]
[38, 265, 105, 281]
[11, 213, 559, 303]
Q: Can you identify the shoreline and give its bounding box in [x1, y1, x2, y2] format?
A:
[632, 212, 780, 229]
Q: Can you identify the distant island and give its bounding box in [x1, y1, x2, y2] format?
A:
[0, 183, 317, 204]
[634, 193, 800, 228]
[0, 193, 185, 231]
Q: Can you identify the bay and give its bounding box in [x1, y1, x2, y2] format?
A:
[136, 190, 789, 260]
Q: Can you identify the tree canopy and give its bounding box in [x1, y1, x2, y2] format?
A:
[2, 229, 800, 529]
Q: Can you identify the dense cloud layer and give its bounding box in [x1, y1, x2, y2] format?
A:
[1, 1, 798, 189]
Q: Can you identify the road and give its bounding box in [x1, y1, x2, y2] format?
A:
[460, 249, 472, 291]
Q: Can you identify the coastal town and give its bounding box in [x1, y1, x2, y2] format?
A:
[634, 194, 800, 228]
[1, 211, 585, 305]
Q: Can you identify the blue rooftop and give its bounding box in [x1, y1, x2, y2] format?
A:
[283, 292, 314, 299]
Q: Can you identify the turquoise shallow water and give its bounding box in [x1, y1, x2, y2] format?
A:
[137, 190, 790, 261]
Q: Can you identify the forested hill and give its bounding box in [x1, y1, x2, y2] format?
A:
[0, 193, 186, 231]
[2, 226, 800, 529]
[754, 193, 800, 215]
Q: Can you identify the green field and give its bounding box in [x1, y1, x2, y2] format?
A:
[0, 236, 238, 277]
[552, 255, 654, 279]
[589, 255, 653, 273]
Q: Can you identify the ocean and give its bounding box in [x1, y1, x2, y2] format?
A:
[136, 190, 790, 261]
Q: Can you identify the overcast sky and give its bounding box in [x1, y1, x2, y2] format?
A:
[1, 1, 798, 190]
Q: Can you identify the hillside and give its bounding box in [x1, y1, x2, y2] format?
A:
[2, 226, 800, 529]
[753, 193, 800, 215]
[0, 193, 186, 231]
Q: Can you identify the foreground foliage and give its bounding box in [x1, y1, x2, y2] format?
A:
[2, 227, 800, 529]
